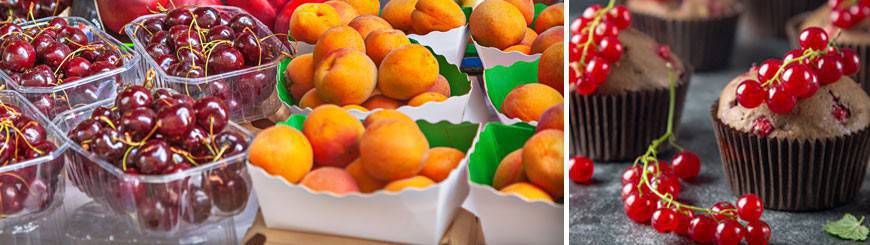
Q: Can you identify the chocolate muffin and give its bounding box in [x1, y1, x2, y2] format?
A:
[628, 0, 742, 70]
[570, 28, 691, 162]
[743, 0, 826, 38]
[712, 73, 870, 210]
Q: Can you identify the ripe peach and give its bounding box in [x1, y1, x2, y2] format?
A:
[303, 105, 366, 168]
[408, 92, 448, 106]
[533, 3, 563, 34]
[492, 149, 525, 190]
[360, 119, 429, 181]
[501, 83, 563, 121]
[530, 26, 562, 54]
[363, 109, 414, 127]
[299, 89, 325, 108]
[384, 176, 436, 192]
[426, 75, 451, 97]
[523, 129, 564, 198]
[469, 0, 526, 50]
[345, 159, 387, 193]
[536, 103, 563, 132]
[300, 167, 360, 195]
[378, 44, 439, 100]
[289, 3, 342, 44]
[313, 48, 377, 105]
[381, 0, 419, 32]
[365, 29, 411, 65]
[249, 125, 313, 183]
[313, 26, 366, 65]
[538, 42, 563, 93]
[500, 182, 553, 202]
[285, 53, 315, 100]
[504, 45, 531, 54]
[339, 0, 380, 16]
[325, 0, 360, 25]
[419, 147, 465, 182]
[348, 15, 394, 39]
[362, 95, 403, 110]
[410, 0, 467, 34]
[502, 0, 534, 25]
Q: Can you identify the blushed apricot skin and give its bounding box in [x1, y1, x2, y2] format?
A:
[533, 3, 564, 34]
[384, 176, 436, 192]
[303, 105, 366, 168]
[377, 44, 439, 100]
[313, 48, 377, 106]
[299, 89, 325, 108]
[363, 109, 414, 127]
[325, 0, 360, 25]
[523, 129, 564, 198]
[381, 0, 419, 32]
[419, 147, 465, 182]
[536, 103, 564, 132]
[289, 3, 342, 44]
[500, 182, 553, 202]
[530, 26, 563, 54]
[410, 0, 467, 34]
[362, 95, 403, 111]
[339, 0, 381, 16]
[408, 92, 448, 106]
[365, 29, 411, 65]
[469, 0, 526, 50]
[346, 159, 386, 193]
[492, 149, 525, 190]
[249, 125, 313, 183]
[538, 42, 563, 93]
[360, 119, 429, 181]
[301, 167, 360, 195]
[501, 83, 564, 122]
[502, 0, 534, 25]
[285, 54, 315, 100]
[313, 26, 366, 66]
[504, 45, 531, 54]
[426, 75, 451, 97]
[519, 28, 537, 46]
[348, 15, 394, 39]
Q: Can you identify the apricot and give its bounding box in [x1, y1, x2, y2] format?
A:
[345, 159, 387, 193]
[504, 45, 531, 54]
[536, 103, 563, 132]
[343, 105, 369, 111]
[519, 28, 537, 46]
[339, 0, 380, 16]
[249, 125, 313, 183]
[533, 3, 563, 34]
[538, 42, 563, 93]
[530, 26, 562, 54]
[362, 95, 403, 110]
[503, 0, 534, 25]
[381, 0, 418, 32]
[410, 0, 467, 34]
[384, 176, 436, 192]
[313, 48, 377, 105]
[501, 83, 563, 122]
[285, 54, 315, 100]
[492, 149, 525, 190]
[348, 15, 394, 39]
[408, 92, 447, 106]
[469, 0, 526, 50]
[289, 3, 342, 44]
[313, 26, 366, 65]
[299, 89, 325, 108]
[365, 29, 411, 65]
[363, 109, 414, 127]
[426, 75, 451, 97]
[523, 129, 564, 198]
[303, 105, 366, 168]
[500, 182, 553, 202]
[419, 147, 465, 182]
[360, 119, 429, 181]
[300, 167, 360, 195]
[378, 44, 439, 100]
[325, 0, 360, 25]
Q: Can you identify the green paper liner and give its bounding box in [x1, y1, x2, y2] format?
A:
[743, 0, 826, 38]
[467, 122, 536, 187]
[569, 70, 692, 162]
[631, 9, 741, 71]
[786, 13, 870, 94]
[483, 59, 551, 125]
[710, 102, 870, 211]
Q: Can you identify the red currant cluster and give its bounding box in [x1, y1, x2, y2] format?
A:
[735, 27, 861, 114]
[829, 0, 870, 29]
[568, 1, 631, 95]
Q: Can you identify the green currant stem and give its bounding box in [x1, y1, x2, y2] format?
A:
[762, 31, 843, 88]
[577, 0, 616, 68]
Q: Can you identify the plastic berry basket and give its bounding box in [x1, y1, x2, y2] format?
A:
[0, 91, 69, 226]
[53, 99, 254, 235]
[123, 6, 287, 123]
[0, 17, 144, 120]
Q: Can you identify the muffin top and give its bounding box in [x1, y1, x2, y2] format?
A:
[627, 0, 739, 19]
[717, 72, 870, 139]
[800, 6, 870, 44]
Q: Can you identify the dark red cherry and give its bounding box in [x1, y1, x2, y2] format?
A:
[0, 23, 22, 37]
[234, 31, 262, 65]
[208, 171, 248, 212]
[57, 26, 88, 46]
[146, 43, 171, 58]
[96, 50, 123, 67]
[93, 128, 126, 161]
[142, 18, 165, 34]
[206, 25, 235, 42]
[206, 44, 244, 74]
[47, 18, 68, 30]
[31, 30, 58, 54]
[120, 107, 157, 141]
[157, 104, 196, 140]
[90, 61, 116, 75]
[214, 131, 247, 158]
[172, 30, 202, 52]
[69, 118, 101, 144]
[116, 86, 153, 113]
[30, 94, 56, 116]
[229, 14, 257, 33]
[21, 65, 56, 87]
[149, 31, 170, 47]
[135, 139, 172, 174]
[181, 126, 208, 154]
[63, 57, 91, 77]
[194, 96, 229, 132]
[181, 187, 211, 224]
[2, 39, 36, 72]
[155, 54, 177, 71]
[165, 8, 194, 27]
[194, 7, 220, 29]
[39, 41, 70, 68]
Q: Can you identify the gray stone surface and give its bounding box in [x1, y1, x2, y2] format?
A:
[568, 3, 870, 244]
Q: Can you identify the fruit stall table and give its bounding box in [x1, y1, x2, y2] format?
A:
[568, 6, 870, 245]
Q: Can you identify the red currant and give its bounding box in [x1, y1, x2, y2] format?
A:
[657, 45, 672, 61]
[653, 175, 681, 199]
[689, 215, 717, 243]
[736, 79, 765, 109]
[715, 219, 746, 245]
[766, 86, 797, 114]
[598, 36, 623, 63]
[592, 21, 619, 41]
[798, 27, 829, 51]
[582, 4, 603, 20]
[745, 220, 772, 245]
[570, 18, 587, 35]
[671, 150, 701, 180]
[832, 102, 851, 125]
[674, 210, 695, 236]
[607, 6, 632, 30]
[752, 117, 774, 137]
[814, 54, 843, 85]
[570, 156, 594, 183]
[840, 48, 861, 76]
[622, 165, 642, 185]
[832, 8, 856, 28]
[575, 77, 598, 96]
[783, 49, 805, 64]
[737, 194, 764, 222]
[711, 201, 737, 221]
[651, 208, 678, 233]
[829, 0, 845, 8]
[781, 63, 815, 97]
[756, 59, 782, 83]
[585, 57, 611, 85]
[621, 182, 638, 200]
[849, 4, 868, 21]
[624, 192, 655, 224]
[646, 160, 674, 177]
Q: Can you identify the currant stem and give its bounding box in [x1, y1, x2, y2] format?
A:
[577, 0, 616, 68]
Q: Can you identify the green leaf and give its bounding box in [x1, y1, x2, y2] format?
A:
[824, 213, 869, 241]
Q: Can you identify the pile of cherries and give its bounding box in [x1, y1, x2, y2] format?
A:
[66, 85, 250, 231]
[735, 28, 861, 123]
[0, 0, 71, 24]
[568, 2, 631, 95]
[829, 0, 870, 29]
[0, 102, 63, 216]
[134, 7, 282, 78]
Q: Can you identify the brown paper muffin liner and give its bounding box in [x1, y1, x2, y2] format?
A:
[786, 13, 870, 94]
[569, 70, 691, 162]
[744, 0, 826, 38]
[711, 103, 870, 211]
[631, 10, 741, 71]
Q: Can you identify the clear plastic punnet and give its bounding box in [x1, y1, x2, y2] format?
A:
[123, 6, 287, 123]
[0, 17, 144, 120]
[54, 99, 254, 236]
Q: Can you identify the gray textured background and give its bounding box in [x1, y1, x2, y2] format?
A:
[568, 1, 870, 244]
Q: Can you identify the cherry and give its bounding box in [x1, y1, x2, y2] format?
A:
[765, 86, 796, 114]
[155, 54, 177, 71]
[745, 221, 771, 245]
[135, 139, 172, 174]
[146, 43, 171, 58]
[651, 208, 677, 233]
[180, 126, 208, 155]
[21, 66, 56, 87]
[840, 48, 860, 76]
[172, 30, 202, 52]
[671, 150, 700, 180]
[711, 201, 737, 221]
[57, 26, 88, 46]
[120, 107, 156, 141]
[48, 18, 68, 30]
[15, 117, 46, 145]
[92, 128, 125, 161]
[181, 187, 211, 224]
[0, 23, 22, 37]
[40, 42, 70, 69]
[149, 31, 171, 47]
[736, 194, 763, 222]
[165, 8, 194, 27]
[194, 7, 220, 29]
[142, 18, 164, 34]
[798, 27, 828, 50]
[206, 25, 235, 42]
[229, 14, 257, 33]
[0, 184, 25, 214]
[215, 131, 248, 157]
[623, 192, 655, 223]
[234, 31, 262, 65]
[689, 215, 717, 243]
[62, 57, 91, 77]
[69, 118, 101, 143]
[30, 94, 55, 116]
[208, 170, 249, 212]
[136, 198, 178, 231]
[2, 39, 36, 72]
[569, 156, 594, 183]
[31, 31, 57, 54]
[157, 104, 196, 140]
[715, 219, 746, 245]
[207, 44, 244, 74]
[814, 53, 843, 85]
[116, 86, 153, 113]
[176, 48, 204, 65]
[90, 61, 116, 75]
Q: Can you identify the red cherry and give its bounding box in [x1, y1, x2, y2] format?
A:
[737, 194, 764, 222]
[671, 150, 701, 180]
[569, 156, 594, 183]
[814, 53, 844, 85]
[711, 201, 737, 221]
[607, 6, 632, 30]
[585, 57, 611, 85]
[715, 219, 746, 245]
[624, 192, 655, 224]
[756, 59, 783, 83]
[745, 221, 772, 245]
[798, 27, 829, 50]
[689, 215, 717, 243]
[651, 208, 678, 233]
[766, 86, 797, 114]
[597, 36, 623, 63]
[736, 79, 765, 108]
[840, 48, 861, 76]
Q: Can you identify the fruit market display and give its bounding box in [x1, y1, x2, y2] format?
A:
[469, 0, 563, 54]
[249, 106, 466, 194]
[491, 127, 564, 203]
[380, 0, 465, 35]
[0, 0, 71, 24]
[501, 83, 563, 122]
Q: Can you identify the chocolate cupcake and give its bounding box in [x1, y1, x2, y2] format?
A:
[570, 27, 691, 162]
[787, 4, 870, 93]
[712, 71, 870, 211]
[628, 0, 742, 70]
[743, 0, 826, 38]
